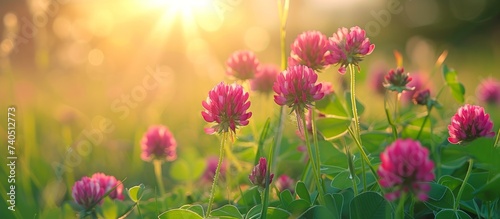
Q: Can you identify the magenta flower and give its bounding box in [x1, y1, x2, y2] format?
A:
[72, 176, 105, 210]
[202, 156, 228, 182]
[384, 67, 414, 93]
[249, 157, 274, 188]
[448, 104, 495, 144]
[378, 139, 435, 201]
[328, 26, 375, 74]
[91, 173, 124, 200]
[401, 72, 429, 105]
[273, 65, 324, 113]
[476, 78, 500, 105]
[140, 125, 177, 162]
[250, 64, 279, 94]
[320, 82, 334, 96]
[226, 50, 259, 80]
[275, 175, 295, 193]
[202, 82, 252, 134]
[288, 31, 331, 71]
[413, 89, 431, 106]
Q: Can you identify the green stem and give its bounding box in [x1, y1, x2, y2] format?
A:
[136, 202, 143, 219]
[348, 65, 361, 143]
[396, 193, 406, 219]
[271, 0, 289, 172]
[153, 160, 166, 196]
[348, 64, 366, 191]
[416, 105, 433, 140]
[207, 133, 227, 217]
[310, 107, 325, 195]
[347, 127, 379, 188]
[384, 92, 398, 140]
[301, 111, 325, 205]
[342, 137, 358, 195]
[454, 158, 473, 211]
[261, 134, 277, 219]
[487, 201, 491, 219]
[409, 196, 415, 218]
[260, 189, 267, 219]
[415, 84, 444, 141]
[394, 92, 400, 123]
[277, 0, 290, 71]
[494, 128, 500, 148]
[272, 106, 285, 172]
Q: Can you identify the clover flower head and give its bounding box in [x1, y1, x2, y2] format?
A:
[378, 139, 435, 201]
[328, 26, 375, 74]
[413, 89, 431, 106]
[476, 78, 500, 105]
[320, 82, 334, 96]
[383, 67, 414, 93]
[91, 173, 124, 200]
[226, 50, 259, 80]
[249, 157, 274, 188]
[202, 82, 252, 135]
[251, 64, 280, 94]
[401, 72, 429, 105]
[276, 175, 295, 193]
[72, 177, 105, 210]
[448, 104, 495, 144]
[273, 65, 324, 114]
[140, 125, 177, 162]
[289, 31, 331, 71]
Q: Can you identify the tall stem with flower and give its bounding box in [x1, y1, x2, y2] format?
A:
[201, 82, 252, 216]
[287, 29, 340, 200]
[140, 125, 178, 197]
[328, 26, 375, 191]
[383, 67, 413, 139]
[273, 65, 325, 204]
[447, 104, 496, 211]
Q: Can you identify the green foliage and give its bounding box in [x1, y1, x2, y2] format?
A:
[180, 205, 205, 218]
[316, 118, 351, 140]
[316, 92, 349, 118]
[330, 171, 360, 190]
[435, 209, 472, 219]
[425, 183, 456, 210]
[475, 173, 500, 201]
[442, 65, 466, 103]
[13, 4, 500, 218]
[127, 184, 145, 203]
[295, 181, 312, 204]
[349, 192, 392, 219]
[345, 92, 365, 117]
[236, 186, 261, 207]
[438, 176, 475, 201]
[211, 205, 243, 219]
[158, 209, 203, 219]
[297, 205, 336, 219]
[170, 158, 206, 181]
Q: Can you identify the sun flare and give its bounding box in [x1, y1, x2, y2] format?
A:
[145, 0, 213, 14]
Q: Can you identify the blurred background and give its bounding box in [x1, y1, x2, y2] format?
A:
[0, 0, 499, 217]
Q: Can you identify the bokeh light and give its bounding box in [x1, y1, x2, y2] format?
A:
[1, 0, 499, 218]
